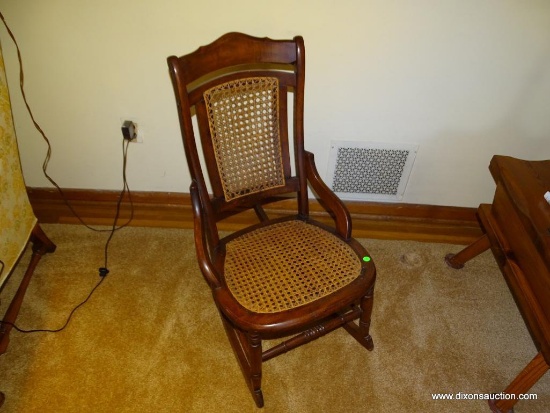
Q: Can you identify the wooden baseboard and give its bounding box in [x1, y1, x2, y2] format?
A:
[27, 187, 482, 245]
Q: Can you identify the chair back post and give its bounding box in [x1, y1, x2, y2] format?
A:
[167, 55, 219, 244]
[292, 36, 308, 218]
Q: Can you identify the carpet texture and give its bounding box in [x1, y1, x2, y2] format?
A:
[1, 224, 549, 412]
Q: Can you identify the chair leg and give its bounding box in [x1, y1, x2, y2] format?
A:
[343, 286, 375, 351]
[0, 224, 56, 354]
[219, 313, 264, 407]
[0, 224, 55, 406]
[30, 224, 57, 255]
[247, 333, 264, 408]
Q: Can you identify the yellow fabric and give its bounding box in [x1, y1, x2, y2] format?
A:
[0, 41, 37, 286]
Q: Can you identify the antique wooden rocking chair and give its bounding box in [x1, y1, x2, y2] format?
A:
[167, 33, 376, 407]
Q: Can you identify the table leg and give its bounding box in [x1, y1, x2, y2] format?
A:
[445, 234, 491, 269]
[488, 352, 549, 412]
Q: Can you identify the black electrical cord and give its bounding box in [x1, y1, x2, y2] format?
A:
[0, 277, 105, 334]
[100, 138, 132, 276]
[0, 11, 135, 333]
[0, 10, 134, 235]
[0, 140, 131, 334]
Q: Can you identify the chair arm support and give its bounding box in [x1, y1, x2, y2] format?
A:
[190, 182, 222, 290]
[304, 151, 352, 239]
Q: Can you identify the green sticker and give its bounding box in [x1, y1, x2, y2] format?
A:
[362, 256, 371, 262]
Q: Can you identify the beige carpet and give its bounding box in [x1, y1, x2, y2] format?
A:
[1, 224, 549, 412]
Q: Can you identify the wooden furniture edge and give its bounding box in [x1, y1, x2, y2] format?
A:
[27, 187, 482, 244]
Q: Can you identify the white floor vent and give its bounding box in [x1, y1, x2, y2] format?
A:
[326, 141, 418, 202]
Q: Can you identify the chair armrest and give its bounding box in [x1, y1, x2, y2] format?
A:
[190, 181, 222, 290]
[304, 151, 352, 239]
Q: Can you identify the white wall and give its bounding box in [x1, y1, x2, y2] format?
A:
[1, 0, 549, 207]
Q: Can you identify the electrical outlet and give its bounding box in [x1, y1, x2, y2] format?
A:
[120, 118, 143, 143]
[121, 120, 136, 140]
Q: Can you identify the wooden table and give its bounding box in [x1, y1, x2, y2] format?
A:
[445, 155, 550, 413]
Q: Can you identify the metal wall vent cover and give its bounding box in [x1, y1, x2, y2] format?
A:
[326, 141, 418, 201]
